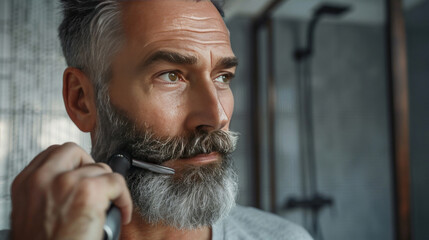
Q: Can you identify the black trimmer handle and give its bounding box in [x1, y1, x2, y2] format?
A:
[103, 153, 131, 240]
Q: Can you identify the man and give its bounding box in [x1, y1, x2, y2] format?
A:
[4, 0, 312, 239]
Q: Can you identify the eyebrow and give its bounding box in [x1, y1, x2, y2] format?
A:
[215, 56, 239, 69]
[141, 51, 198, 69]
[139, 50, 239, 71]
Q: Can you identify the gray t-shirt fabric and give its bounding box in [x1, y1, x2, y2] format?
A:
[0, 205, 312, 240]
[212, 205, 313, 240]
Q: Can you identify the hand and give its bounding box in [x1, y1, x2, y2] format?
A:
[10, 142, 133, 240]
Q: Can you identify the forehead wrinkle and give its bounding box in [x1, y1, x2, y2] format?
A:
[144, 30, 230, 47]
[169, 16, 226, 30]
[178, 16, 217, 20]
[120, 0, 231, 50]
[157, 29, 228, 34]
[151, 30, 230, 44]
[119, 0, 233, 73]
[210, 49, 214, 69]
[171, 16, 222, 21]
[142, 38, 230, 49]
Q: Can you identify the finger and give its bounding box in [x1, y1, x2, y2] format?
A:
[49, 163, 113, 205]
[69, 162, 112, 178]
[22, 143, 94, 186]
[89, 173, 133, 224]
[26, 145, 61, 170]
[14, 145, 61, 186]
[54, 163, 112, 188]
[39, 142, 95, 175]
[105, 173, 133, 224]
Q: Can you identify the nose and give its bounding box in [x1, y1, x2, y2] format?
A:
[185, 78, 229, 132]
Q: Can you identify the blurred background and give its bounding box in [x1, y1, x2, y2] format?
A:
[0, 0, 427, 239]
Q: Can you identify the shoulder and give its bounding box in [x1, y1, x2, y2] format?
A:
[215, 205, 313, 240]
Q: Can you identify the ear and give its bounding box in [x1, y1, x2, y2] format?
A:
[62, 67, 97, 133]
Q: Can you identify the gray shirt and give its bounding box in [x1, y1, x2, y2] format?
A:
[0, 205, 312, 240]
[213, 205, 313, 240]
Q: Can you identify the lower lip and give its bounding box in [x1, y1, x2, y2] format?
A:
[179, 152, 220, 164]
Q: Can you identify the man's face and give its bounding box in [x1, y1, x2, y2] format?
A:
[108, 0, 236, 168]
[89, 0, 238, 229]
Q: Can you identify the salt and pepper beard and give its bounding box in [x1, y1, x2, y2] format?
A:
[90, 93, 239, 229]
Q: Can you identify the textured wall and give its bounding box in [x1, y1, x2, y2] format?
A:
[0, 0, 91, 229]
[405, 1, 429, 239]
[308, 21, 393, 240]
[227, 16, 393, 239]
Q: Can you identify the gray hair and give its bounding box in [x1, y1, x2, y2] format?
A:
[58, 0, 123, 118]
[58, 0, 121, 89]
[58, 0, 225, 117]
[58, 0, 225, 89]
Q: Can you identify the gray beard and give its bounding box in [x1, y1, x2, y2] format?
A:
[127, 157, 237, 229]
[90, 93, 238, 229]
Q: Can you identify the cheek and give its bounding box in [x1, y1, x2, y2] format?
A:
[109, 77, 188, 136]
[136, 90, 188, 135]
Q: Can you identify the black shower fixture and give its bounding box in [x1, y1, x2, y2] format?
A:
[294, 3, 351, 61]
[314, 4, 351, 17]
[288, 3, 351, 239]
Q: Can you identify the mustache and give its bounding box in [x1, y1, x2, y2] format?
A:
[91, 98, 240, 164]
[123, 129, 239, 164]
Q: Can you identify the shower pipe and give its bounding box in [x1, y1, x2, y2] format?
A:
[250, 0, 286, 213]
[386, 0, 412, 239]
[250, 0, 412, 239]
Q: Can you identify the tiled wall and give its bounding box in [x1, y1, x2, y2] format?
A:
[0, 0, 91, 229]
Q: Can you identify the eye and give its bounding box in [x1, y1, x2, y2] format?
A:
[214, 74, 234, 84]
[159, 71, 181, 83]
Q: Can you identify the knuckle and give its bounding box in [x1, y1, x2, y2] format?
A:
[45, 144, 60, 151]
[20, 172, 47, 197]
[76, 179, 97, 201]
[111, 173, 126, 185]
[62, 142, 79, 150]
[28, 171, 48, 188]
[96, 163, 112, 172]
[54, 172, 75, 190]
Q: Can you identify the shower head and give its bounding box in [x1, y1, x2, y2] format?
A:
[294, 3, 351, 61]
[314, 4, 351, 18]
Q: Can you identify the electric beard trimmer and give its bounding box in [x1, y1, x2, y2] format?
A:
[103, 153, 175, 240]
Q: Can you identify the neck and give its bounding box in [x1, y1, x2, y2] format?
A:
[120, 211, 211, 240]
